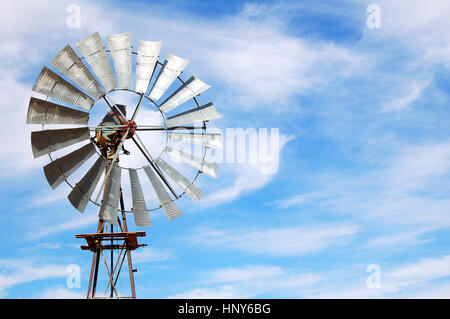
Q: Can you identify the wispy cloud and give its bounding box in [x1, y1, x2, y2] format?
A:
[385, 255, 450, 291]
[200, 134, 295, 207]
[366, 228, 437, 249]
[271, 191, 334, 209]
[0, 258, 68, 297]
[39, 287, 83, 299]
[375, 0, 450, 65]
[381, 80, 430, 112]
[30, 213, 98, 239]
[168, 264, 323, 299]
[191, 224, 359, 256]
[273, 141, 450, 250]
[168, 286, 243, 299]
[205, 265, 284, 283]
[132, 247, 174, 264]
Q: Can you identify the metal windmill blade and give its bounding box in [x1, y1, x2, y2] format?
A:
[76, 32, 117, 92]
[32, 67, 94, 110]
[26, 97, 89, 125]
[143, 165, 182, 220]
[31, 127, 90, 158]
[164, 146, 218, 179]
[159, 76, 211, 113]
[155, 157, 203, 202]
[68, 156, 107, 213]
[50, 44, 105, 100]
[98, 164, 122, 225]
[168, 132, 223, 149]
[106, 31, 132, 89]
[165, 102, 222, 127]
[129, 168, 152, 227]
[43, 143, 96, 189]
[135, 40, 162, 94]
[149, 53, 189, 101]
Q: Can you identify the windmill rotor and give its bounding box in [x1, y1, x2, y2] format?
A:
[28, 31, 222, 221]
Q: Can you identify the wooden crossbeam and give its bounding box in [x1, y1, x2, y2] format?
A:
[81, 244, 147, 251]
[76, 231, 146, 238]
[76, 231, 147, 251]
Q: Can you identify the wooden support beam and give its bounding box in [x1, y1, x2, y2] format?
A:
[81, 244, 147, 251]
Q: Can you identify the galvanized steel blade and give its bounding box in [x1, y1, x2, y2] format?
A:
[148, 53, 189, 101]
[68, 156, 107, 213]
[32, 67, 94, 110]
[168, 132, 223, 149]
[135, 40, 162, 94]
[143, 165, 182, 220]
[129, 168, 152, 227]
[99, 164, 122, 225]
[165, 102, 221, 127]
[106, 32, 132, 89]
[155, 157, 203, 202]
[50, 44, 105, 99]
[75, 32, 117, 92]
[26, 97, 89, 125]
[43, 142, 96, 189]
[165, 146, 218, 179]
[159, 76, 211, 113]
[132, 134, 179, 199]
[31, 127, 90, 158]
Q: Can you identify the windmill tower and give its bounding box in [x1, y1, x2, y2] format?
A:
[26, 31, 222, 298]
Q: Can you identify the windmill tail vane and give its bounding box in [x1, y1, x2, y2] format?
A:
[26, 31, 222, 299]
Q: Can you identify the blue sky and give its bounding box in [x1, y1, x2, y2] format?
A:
[0, 0, 450, 298]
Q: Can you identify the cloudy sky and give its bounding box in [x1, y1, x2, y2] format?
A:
[0, 0, 449, 298]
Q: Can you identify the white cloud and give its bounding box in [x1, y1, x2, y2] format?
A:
[274, 141, 450, 247]
[192, 224, 358, 256]
[402, 283, 450, 299]
[0, 258, 69, 296]
[30, 213, 98, 239]
[367, 228, 436, 249]
[168, 286, 243, 299]
[360, 1, 450, 68]
[204, 22, 364, 108]
[271, 191, 333, 208]
[384, 255, 450, 291]
[200, 134, 295, 207]
[39, 287, 83, 299]
[205, 265, 284, 283]
[132, 247, 173, 264]
[387, 142, 450, 192]
[168, 264, 323, 299]
[0, 80, 47, 176]
[297, 253, 450, 298]
[381, 80, 430, 112]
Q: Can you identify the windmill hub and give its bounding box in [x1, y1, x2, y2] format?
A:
[122, 120, 137, 138]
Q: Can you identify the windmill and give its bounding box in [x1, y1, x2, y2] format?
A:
[26, 31, 222, 299]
